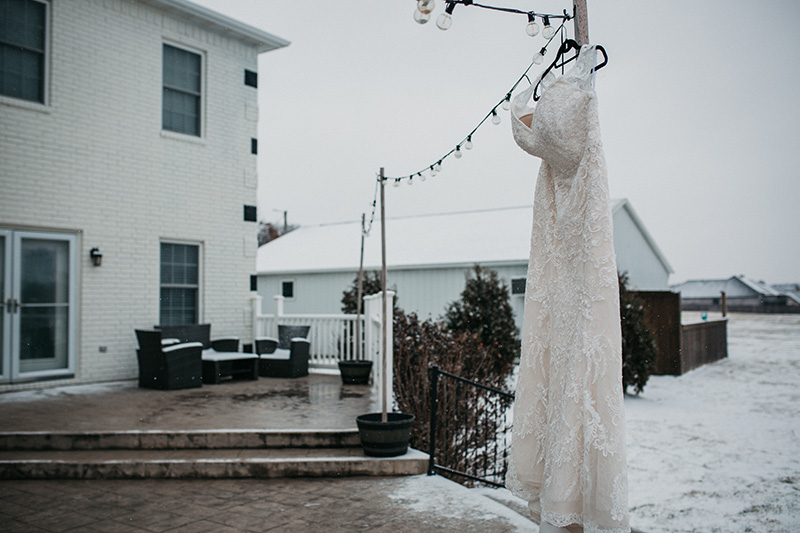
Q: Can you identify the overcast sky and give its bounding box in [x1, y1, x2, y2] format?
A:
[193, 0, 800, 285]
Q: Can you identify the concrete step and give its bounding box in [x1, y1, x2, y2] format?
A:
[0, 429, 361, 451]
[0, 447, 429, 479]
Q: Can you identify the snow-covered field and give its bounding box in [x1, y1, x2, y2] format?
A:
[481, 312, 800, 532]
[624, 312, 800, 532]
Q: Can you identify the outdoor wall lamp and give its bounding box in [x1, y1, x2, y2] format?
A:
[90, 247, 103, 267]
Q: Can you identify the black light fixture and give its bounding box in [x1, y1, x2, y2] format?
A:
[90, 247, 103, 267]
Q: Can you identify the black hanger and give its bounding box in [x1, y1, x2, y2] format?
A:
[533, 41, 608, 101]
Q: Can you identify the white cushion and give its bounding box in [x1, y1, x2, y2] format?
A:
[202, 349, 258, 362]
[260, 348, 291, 361]
[163, 341, 202, 353]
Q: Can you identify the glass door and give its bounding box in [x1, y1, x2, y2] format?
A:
[0, 230, 10, 381]
[1, 231, 76, 383]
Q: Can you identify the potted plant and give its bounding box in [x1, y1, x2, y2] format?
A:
[338, 359, 373, 385]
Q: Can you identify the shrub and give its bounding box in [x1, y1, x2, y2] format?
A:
[444, 265, 519, 382]
[619, 272, 657, 395]
[341, 271, 400, 314]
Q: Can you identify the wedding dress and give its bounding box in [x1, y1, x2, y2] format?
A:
[506, 45, 630, 533]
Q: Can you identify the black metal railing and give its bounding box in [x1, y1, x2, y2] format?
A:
[427, 366, 515, 488]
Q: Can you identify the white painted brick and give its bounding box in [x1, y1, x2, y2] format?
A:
[0, 0, 269, 391]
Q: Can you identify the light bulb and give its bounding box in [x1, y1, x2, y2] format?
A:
[533, 48, 546, 64]
[408, 177, 413, 186]
[464, 136, 473, 150]
[420, 172, 427, 181]
[417, 0, 435, 14]
[502, 95, 511, 111]
[414, 9, 431, 24]
[393, 179, 400, 188]
[491, 110, 501, 125]
[436, 12, 452, 30]
[525, 13, 539, 37]
[430, 165, 437, 177]
[434, 161, 442, 172]
[542, 16, 555, 39]
[454, 146, 462, 159]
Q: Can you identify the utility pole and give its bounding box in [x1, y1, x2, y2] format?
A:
[573, 0, 589, 45]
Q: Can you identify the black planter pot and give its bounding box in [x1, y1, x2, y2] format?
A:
[355, 412, 415, 457]
[338, 360, 373, 385]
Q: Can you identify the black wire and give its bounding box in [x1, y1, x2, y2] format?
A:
[449, 1, 571, 19]
[383, 18, 568, 182]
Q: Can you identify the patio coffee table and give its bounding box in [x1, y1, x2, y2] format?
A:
[201, 351, 259, 384]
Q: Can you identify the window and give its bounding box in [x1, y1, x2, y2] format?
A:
[511, 277, 526, 295]
[162, 44, 201, 136]
[160, 242, 199, 325]
[281, 280, 294, 299]
[0, 0, 47, 103]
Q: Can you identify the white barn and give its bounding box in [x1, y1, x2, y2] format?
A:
[256, 200, 673, 331]
[0, 0, 288, 390]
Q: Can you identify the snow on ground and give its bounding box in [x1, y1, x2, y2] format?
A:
[481, 312, 800, 533]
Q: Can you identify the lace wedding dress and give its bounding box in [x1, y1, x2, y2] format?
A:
[506, 45, 630, 533]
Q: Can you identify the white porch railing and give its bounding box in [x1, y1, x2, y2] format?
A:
[251, 293, 394, 402]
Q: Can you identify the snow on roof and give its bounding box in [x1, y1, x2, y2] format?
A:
[257, 199, 670, 275]
[671, 275, 783, 298]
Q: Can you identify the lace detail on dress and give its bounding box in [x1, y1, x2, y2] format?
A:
[506, 45, 630, 533]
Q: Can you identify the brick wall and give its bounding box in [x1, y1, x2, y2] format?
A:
[0, 0, 262, 389]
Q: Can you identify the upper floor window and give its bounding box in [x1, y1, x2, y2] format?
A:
[0, 0, 47, 103]
[162, 44, 201, 136]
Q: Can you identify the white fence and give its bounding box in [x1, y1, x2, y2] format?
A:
[252, 293, 394, 403]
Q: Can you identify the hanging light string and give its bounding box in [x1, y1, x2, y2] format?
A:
[363, 174, 380, 236]
[415, 0, 571, 34]
[383, 15, 569, 184]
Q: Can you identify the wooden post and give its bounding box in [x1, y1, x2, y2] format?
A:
[355, 213, 365, 360]
[573, 0, 589, 45]
[379, 168, 388, 422]
[721, 291, 727, 317]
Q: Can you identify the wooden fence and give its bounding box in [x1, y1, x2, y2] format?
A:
[633, 291, 728, 376]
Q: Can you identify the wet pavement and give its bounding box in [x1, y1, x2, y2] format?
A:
[0, 375, 538, 532]
[0, 373, 379, 432]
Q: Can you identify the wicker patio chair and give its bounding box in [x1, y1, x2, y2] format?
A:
[135, 329, 203, 390]
[257, 325, 311, 378]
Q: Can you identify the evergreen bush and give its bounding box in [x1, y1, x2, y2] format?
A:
[619, 272, 657, 395]
[444, 265, 520, 382]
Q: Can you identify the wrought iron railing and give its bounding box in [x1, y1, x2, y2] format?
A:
[427, 366, 515, 488]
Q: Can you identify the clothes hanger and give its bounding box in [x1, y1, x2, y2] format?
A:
[533, 41, 608, 101]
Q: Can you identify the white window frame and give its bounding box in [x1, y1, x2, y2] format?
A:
[0, 0, 50, 109]
[159, 240, 203, 326]
[161, 41, 205, 138]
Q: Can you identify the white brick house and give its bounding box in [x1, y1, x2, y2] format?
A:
[0, 0, 288, 390]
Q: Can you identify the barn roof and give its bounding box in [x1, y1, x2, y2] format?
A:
[257, 200, 672, 276]
[671, 275, 783, 298]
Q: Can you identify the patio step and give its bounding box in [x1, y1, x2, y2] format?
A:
[0, 429, 361, 451]
[0, 447, 429, 479]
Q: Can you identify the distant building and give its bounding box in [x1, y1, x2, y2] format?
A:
[0, 0, 288, 390]
[256, 200, 673, 332]
[672, 276, 800, 313]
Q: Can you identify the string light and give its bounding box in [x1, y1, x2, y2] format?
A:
[414, 1, 571, 40]
[525, 13, 539, 37]
[542, 15, 555, 39]
[436, 1, 456, 30]
[380, 16, 569, 184]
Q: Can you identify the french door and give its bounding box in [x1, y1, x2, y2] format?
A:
[0, 230, 77, 383]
